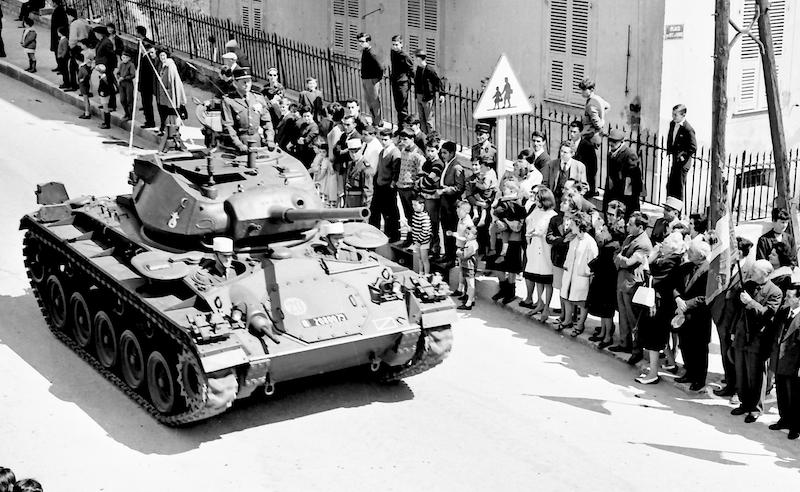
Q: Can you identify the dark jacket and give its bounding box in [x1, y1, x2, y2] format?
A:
[606, 143, 642, 202]
[546, 214, 570, 268]
[666, 120, 697, 164]
[756, 229, 795, 260]
[776, 310, 800, 375]
[529, 150, 551, 172]
[439, 157, 466, 198]
[414, 64, 442, 101]
[374, 145, 401, 187]
[390, 49, 414, 82]
[731, 280, 783, 355]
[673, 261, 712, 341]
[50, 4, 69, 52]
[360, 47, 383, 79]
[138, 53, 158, 93]
[95, 36, 117, 71]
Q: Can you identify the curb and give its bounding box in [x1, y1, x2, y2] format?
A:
[472, 273, 724, 398]
[0, 59, 162, 147]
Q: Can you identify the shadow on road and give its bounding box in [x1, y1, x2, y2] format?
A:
[470, 299, 800, 471]
[0, 292, 414, 455]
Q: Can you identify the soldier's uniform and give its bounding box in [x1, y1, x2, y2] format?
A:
[221, 68, 275, 153]
[471, 123, 497, 167]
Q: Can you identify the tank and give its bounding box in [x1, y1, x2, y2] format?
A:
[20, 145, 455, 426]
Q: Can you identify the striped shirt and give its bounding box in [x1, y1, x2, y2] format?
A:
[411, 210, 432, 245]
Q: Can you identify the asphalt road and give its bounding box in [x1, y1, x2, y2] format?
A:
[0, 75, 798, 492]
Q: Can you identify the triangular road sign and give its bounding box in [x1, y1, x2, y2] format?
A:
[473, 54, 532, 119]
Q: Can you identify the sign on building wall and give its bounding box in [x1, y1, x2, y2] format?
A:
[664, 24, 684, 40]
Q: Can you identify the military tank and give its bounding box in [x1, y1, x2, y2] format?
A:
[20, 143, 455, 426]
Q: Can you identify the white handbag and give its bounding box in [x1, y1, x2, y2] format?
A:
[632, 276, 655, 308]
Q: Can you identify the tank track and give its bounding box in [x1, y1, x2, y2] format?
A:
[23, 228, 234, 426]
[379, 326, 453, 382]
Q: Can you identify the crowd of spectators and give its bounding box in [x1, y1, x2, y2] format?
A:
[0, 466, 43, 492]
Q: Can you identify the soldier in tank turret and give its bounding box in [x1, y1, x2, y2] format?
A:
[312, 222, 361, 262]
[220, 67, 276, 154]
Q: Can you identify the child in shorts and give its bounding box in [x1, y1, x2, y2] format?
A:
[457, 225, 479, 310]
[76, 52, 93, 119]
[411, 195, 432, 275]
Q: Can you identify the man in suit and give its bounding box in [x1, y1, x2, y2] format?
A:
[438, 140, 466, 260]
[542, 140, 588, 203]
[605, 129, 642, 216]
[569, 120, 598, 197]
[728, 259, 783, 423]
[50, 0, 68, 69]
[138, 43, 158, 128]
[771, 280, 800, 440]
[93, 26, 117, 112]
[414, 49, 444, 134]
[390, 35, 414, 129]
[650, 196, 682, 244]
[611, 212, 653, 363]
[369, 129, 401, 242]
[756, 207, 793, 260]
[673, 241, 712, 391]
[529, 131, 551, 172]
[665, 104, 697, 201]
[579, 77, 610, 148]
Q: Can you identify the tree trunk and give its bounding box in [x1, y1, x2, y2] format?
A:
[709, 0, 729, 226]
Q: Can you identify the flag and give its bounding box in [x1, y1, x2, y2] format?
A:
[706, 202, 737, 304]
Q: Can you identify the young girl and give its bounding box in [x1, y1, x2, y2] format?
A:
[309, 136, 338, 207]
[561, 211, 598, 337]
[457, 225, 479, 310]
[20, 17, 37, 72]
[410, 195, 432, 275]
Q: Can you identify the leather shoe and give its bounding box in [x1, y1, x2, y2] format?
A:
[597, 340, 613, 350]
[608, 345, 631, 353]
[626, 354, 643, 365]
[714, 386, 736, 397]
[769, 420, 790, 431]
[730, 406, 747, 416]
[789, 431, 800, 440]
[457, 303, 473, 311]
[744, 414, 758, 423]
[674, 376, 691, 384]
[689, 382, 705, 391]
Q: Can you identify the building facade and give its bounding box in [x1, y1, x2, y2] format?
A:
[208, 0, 800, 152]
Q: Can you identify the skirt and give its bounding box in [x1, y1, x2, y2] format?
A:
[523, 272, 553, 284]
[638, 311, 671, 352]
[486, 240, 524, 274]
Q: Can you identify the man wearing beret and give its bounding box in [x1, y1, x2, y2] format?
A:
[604, 129, 642, 216]
[220, 67, 276, 153]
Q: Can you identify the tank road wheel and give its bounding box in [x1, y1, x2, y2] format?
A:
[44, 274, 69, 330]
[93, 311, 118, 369]
[147, 351, 177, 414]
[25, 240, 47, 284]
[119, 330, 145, 389]
[69, 292, 92, 348]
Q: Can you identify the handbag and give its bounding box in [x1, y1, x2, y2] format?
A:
[632, 276, 655, 308]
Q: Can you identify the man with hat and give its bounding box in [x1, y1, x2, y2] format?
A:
[222, 51, 239, 71]
[414, 48, 443, 134]
[604, 129, 642, 215]
[357, 33, 384, 125]
[771, 271, 800, 440]
[93, 25, 117, 112]
[220, 67, 276, 153]
[224, 37, 250, 67]
[192, 237, 238, 284]
[471, 123, 497, 169]
[315, 221, 360, 261]
[651, 196, 683, 244]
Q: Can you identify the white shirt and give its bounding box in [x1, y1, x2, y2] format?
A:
[360, 138, 382, 168]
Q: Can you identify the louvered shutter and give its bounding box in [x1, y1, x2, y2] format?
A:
[546, 0, 591, 105]
[331, 0, 361, 57]
[241, 4, 250, 30]
[252, 0, 263, 31]
[737, 0, 785, 112]
[406, 0, 439, 66]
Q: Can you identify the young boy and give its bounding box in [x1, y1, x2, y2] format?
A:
[96, 64, 116, 129]
[411, 195, 432, 276]
[450, 200, 475, 298]
[295, 106, 320, 166]
[117, 50, 136, 120]
[299, 77, 323, 121]
[457, 225, 479, 310]
[76, 52, 93, 119]
[20, 17, 37, 73]
[56, 27, 70, 88]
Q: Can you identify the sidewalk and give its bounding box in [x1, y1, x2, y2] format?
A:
[1, 1, 756, 402]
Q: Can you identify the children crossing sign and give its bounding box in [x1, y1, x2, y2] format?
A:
[473, 54, 532, 119]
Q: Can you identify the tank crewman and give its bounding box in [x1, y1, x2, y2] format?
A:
[220, 67, 275, 153]
[471, 123, 497, 168]
[313, 222, 361, 262]
[192, 237, 238, 286]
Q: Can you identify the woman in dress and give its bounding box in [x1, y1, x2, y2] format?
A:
[561, 211, 599, 336]
[521, 187, 558, 317]
[155, 48, 187, 136]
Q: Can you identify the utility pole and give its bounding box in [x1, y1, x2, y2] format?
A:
[709, 0, 729, 227]
[755, 0, 796, 252]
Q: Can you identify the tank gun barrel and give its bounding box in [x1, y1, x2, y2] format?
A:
[270, 206, 369, 223]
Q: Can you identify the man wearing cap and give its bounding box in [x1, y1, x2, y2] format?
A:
[220, 67, 276, 153]
[728, 259, 782, 423]
[390, 35, 414, 129]
[225, 37, 250, 67]
[665, 104, 697, 201]
[672, 240, 712, 391]
[357, 33, 384, 125]
[222, 51, 240, 71]
[315, 222, 360, 261]
[604, 129, 642, 215]
[94, 25, 117, 112]
[414, 48, 444, 134]
[651, 196, 683, 244]
[771, 279, 800, 440]
[397, 128, 427, 235]
[370, 129, 402, 242]
[471, 123, 497, 168]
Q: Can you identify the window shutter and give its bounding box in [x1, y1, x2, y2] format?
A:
[241, 5, 250, 30]
[546, 0, 569, 101]
[406, 0, 439, 66]
[569, 0, 590, 103]
[331, 0, 361, 57]
[737, 0, 785, 112]
[546, 0, 591, 105]
[252, 0, 262, 31]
